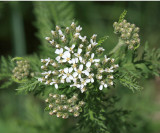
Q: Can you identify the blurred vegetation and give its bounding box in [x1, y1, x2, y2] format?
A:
[0, 1, 160, 133]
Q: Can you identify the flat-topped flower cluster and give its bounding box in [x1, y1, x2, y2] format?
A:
[45, 93, 85, 119]
[38, 22, 119, 93]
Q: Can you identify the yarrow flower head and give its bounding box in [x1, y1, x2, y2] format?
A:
[113, 19, 140, 50]
[12, 60, 33, 80]
[38, 22, 119, 93]
[45, 93, 85, 119]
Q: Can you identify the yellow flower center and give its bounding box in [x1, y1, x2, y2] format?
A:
[67, 57, 70, 61]
[73, 64, 76, 68]
[77, 69, 82, 74]
[60, 53, 63, 57]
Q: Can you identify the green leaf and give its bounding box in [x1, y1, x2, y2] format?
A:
[97, 36, 109, 46]
[118, 10, 127, 23]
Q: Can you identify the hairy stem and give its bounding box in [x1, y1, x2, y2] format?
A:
[109, 38, 125, 55]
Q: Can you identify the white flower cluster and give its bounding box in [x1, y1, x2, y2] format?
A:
[38, 22, 119, 93]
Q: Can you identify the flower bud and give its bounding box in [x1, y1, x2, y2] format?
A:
[74, 33, 80, 39]
[56, 26, 60, 31]
[65, 27, 70, 34]
[63, 105, 69, 110]
[96, 74, 102, 80]
[134, 27, 140, 32]
[56, 112, 62, 118]
[79, 101, 85, 106]
[125, 40, 130, 45]
[55, 44, 60, 48]
[71, 22, 75, 28]
[107, 75, 114, 79]
[67, 99, 72, 104]
[45, 98, 49, 103]
[68, 107, 74, 113]
[119, 22, 123, 27]
[53, 94, 59, 99]
[73, 105, 80, 111]
[122, 19, 127, 24]
[79, 44, 83, 48]
[133, 33, 139, 38]
[49, 111, 54, 115]
[55, 98, 61, 104]
[49, 104, 53, 108]
[94, 63, 100, 68]
[98, 68, 104, 73]
[136, 38, 140, 43]
[108, 80, 113, 86]
[130, 24, 135, 28]
[45, 37, 51, 41]
[62, 113, 69, 119]
[49, 40, 55, 46]
[72, 94, 78, 101]
[91, 34, 97, 40]
[51, 30, 56, 36]
[121, 34, 125, 39]
[128, 45, 134, 50]
[113, 22, 118, 27]
[74, 112, 80, 117]
[61, 95, 67, 100]
[128, 28, 133, 33]
[57, 105, 63, 111]
[110, 58, 115, 63]
[53, 108, 58, 113]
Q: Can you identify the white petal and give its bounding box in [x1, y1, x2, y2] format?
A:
[56, 56, 60, 61]
[66, 77, 71, 83]
[73, 72, 78, 77]
[38, 78, 43, 82]
[86, 62, 91, 68]
[62, 75, 67, 79]
[78, 74, 82, 79]
[55, 49, 60, 54]
[91, 78, 94, 83]
[62, 51, 70, 58]
[75, 58, 78, 63]
[94, 59, 100, 62]
[78, 48, 82, 54]
[64, 68, 69, 73]
[69, 75, 73, 80]
[72, 44, 75, 49]
[50, 82, 54, 85]
[91, 53, 94, 58]
[64, 46, 69, 51]
[74, 53, 78, 57]
[55, 84, 58, 89]
[59, 48, 63, 54]
[76, 84, 81, 88]
[79, 64, 83, 70]
[86, 79, 90, 83]
[45, 75, 48, 79]
[62, 59, 67, 63]
[99, 85, 103, 90]
[69, 67, 73, 73]
[68, 60, 73, 64]
[79, 56, 82, 62]
[104, 84, 108, 88]
[81, 88, 85, 93]
[82, 70, 89, 76]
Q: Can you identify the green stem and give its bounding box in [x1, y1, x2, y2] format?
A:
[11, 2, 26, 56]
[109, 38, 125, 55]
